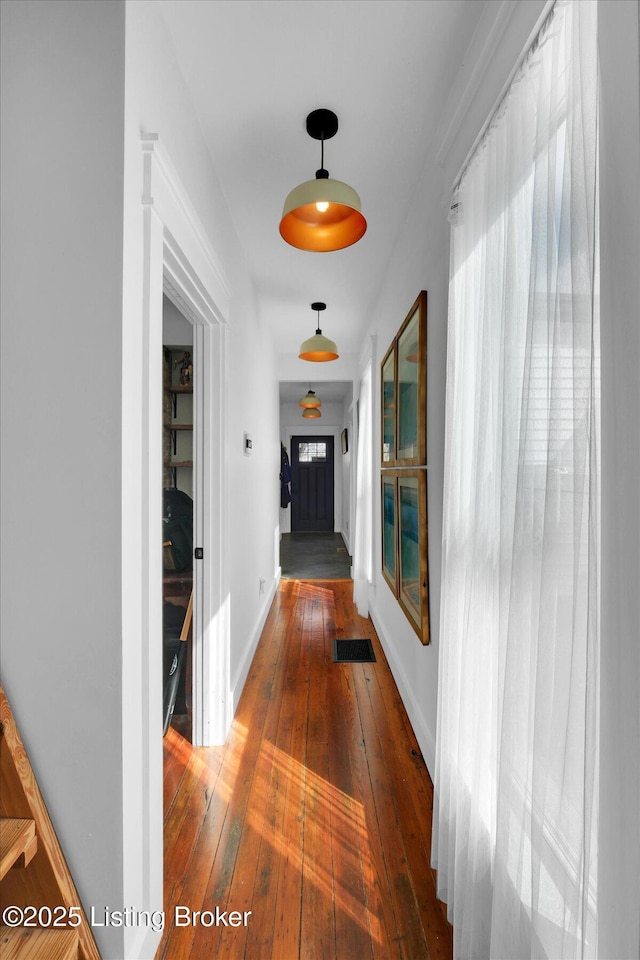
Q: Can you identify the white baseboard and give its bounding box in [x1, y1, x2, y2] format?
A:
[369, 603, 437, 778]
[229, 568, 281, 715]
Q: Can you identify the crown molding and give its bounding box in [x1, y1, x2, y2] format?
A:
[434, 0, 517, 170]
[141, 132, 230, 320]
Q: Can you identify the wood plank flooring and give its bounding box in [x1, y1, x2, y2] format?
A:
[157, 580, 452, 960]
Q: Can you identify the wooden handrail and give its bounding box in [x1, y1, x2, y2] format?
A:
[0, 684, 101, 960]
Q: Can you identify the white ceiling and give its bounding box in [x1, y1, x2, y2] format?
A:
[158, 0, 487, 361]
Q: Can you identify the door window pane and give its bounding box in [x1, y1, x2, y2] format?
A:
[298, 442, 327, 462]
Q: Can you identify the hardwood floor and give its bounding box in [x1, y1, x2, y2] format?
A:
[158, 580, 452, 960]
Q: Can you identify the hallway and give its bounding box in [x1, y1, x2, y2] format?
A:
[279, 532, 352, 580]
[159, 580, 452, 959]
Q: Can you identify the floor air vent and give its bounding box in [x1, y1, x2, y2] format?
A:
[332, 638, 376, 663]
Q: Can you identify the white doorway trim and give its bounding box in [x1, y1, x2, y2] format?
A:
[142, 133, 231, 747]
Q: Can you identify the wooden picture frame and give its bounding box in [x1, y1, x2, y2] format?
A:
[397, 471, 430, 644]
[380, 471, 430, 645]
[380, 291, 427, 467]
[380, 291, 430, 644]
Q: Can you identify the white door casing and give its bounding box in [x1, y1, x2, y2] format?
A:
[141, 133, 231, 748]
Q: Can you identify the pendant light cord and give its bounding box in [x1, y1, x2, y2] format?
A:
[316, 136, 329, 179]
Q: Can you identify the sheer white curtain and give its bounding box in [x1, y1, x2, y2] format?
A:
[353, 362, 373, 615]
[433, 3, 600, 958]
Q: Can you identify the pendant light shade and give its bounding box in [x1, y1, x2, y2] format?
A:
[299, 302, 339, 362]
[302, 407, 321, 419]
[280, 179, 366, 253]
[299, 331, 339, 362]
[299, 388, 321, 409]
[280, 109, 367, 253]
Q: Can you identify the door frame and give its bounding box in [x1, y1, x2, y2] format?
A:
[141, 133, 231, 747]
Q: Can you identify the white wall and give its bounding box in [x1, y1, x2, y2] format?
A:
[2, 1, 281, 957]
[341, 399, 354, 552]
[362, 1, 549, 774]
[363, 3, 640, 955]
[0, 2, 127, 957]
[362, 182, 449, 772]
[122, 2, 281, 955]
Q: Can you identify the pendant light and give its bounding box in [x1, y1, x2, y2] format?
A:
[299, 387, 321, 409]
[280, 109, 367, 252]
[299, 302, 338, 362]
[302, 407, 321, 419]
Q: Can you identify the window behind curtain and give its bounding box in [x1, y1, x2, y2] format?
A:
[433, 2, 600, 957]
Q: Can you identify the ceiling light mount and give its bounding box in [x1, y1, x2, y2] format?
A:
[280, 109, 367, 253]
[299, 302, 339, 362]
[306, 108, 338, 180]
[306, 108, 339, 142]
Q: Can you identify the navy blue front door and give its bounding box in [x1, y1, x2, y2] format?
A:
[290, 436, 335, 532]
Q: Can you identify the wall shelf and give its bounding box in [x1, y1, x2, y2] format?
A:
[163, 347, 194, 492]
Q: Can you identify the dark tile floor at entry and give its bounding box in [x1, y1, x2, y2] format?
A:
[280, 532, 352, 579]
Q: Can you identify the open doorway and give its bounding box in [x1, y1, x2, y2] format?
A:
[162, 298, 194, 741]
[130, 133, 232, 950]
[141, 129, 232, 750]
